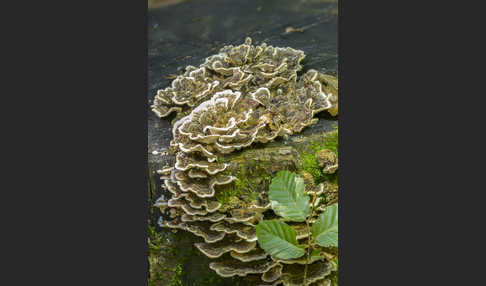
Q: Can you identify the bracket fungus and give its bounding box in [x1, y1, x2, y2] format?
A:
[211, 221, 258, 242]
[316, 149, 338, 174]
[195, 235, 256, 258]
[209, 258, 278, 278]
[153, 38, 338, 285]
[230, 248, 268, 262]
[279, 262, 332, 286]
[262, 263, 284, 283]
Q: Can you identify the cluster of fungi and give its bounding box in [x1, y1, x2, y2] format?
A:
[152, 38, 338, 286]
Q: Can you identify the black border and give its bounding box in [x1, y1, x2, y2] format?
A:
[7, 0, 471, 284]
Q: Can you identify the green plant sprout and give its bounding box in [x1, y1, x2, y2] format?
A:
[255, 170, 338, 285]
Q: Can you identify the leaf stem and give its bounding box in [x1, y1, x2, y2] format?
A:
[303, 192, 317, 285]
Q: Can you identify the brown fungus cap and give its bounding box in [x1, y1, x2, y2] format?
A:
[317, 73, 338, 117]
[181, 212, 226, 223]
[195, 235, 256, 258]
[230, 248, 268, 262]
[271, 249, 326, 265]
[184, 221, 226, 243]
[176, 174, 236, 198]
[209, 258, 277, 278]
[180, 192, 221, 212]
[175, 152, 228, 175]
[161, 218, 225, 243]
[211, 221, 257, 242]
[280, 261, 332, 286]
[152, 66, 221, 118]
[261, 263, 283, 283]
[225, 208, 263, 225]
[316, 149, 338, 174]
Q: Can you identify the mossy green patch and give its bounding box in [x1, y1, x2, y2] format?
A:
[215, 146, 297, 208]
[148, 223, 166, 255]
[214, 178, 246, 207]
[214, 169, 271, 208]
[168, 263, 183, 286]
[299, 128, 338, 185]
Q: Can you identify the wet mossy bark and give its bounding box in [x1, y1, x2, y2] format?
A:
[148, 0, 338, 285]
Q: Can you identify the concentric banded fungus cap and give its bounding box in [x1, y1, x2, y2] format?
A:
[176, 173, 237, 198]
[175, 152, 228, 175]
[280, 261, 332, 286]
[211, 221, 257, 242]
[164, 180, 183, 198]
[157, 166, 173, 175]
[316, 72, 338, 116]
[323, 181, 338, 193]
[172, 90, 271, 158]
[185, 221, 226, 243]
[153, 197, 169, 211]
[195, 235, 256, 258]
[161, 218, 226, 243]
[209, 258, 277, 277]
[261, 263, 283, 283]
[230, 248, 268, 262]
[316, 149, 338, 174]
[152, 66, 221, 118]
[225, 208, 263, 224]
[272, 252, 326, 266]
[181, 212, 226, 222]
[187, 168, 208, 178]
[167, 197, 207, 215]
[248, 74, 333, 134]
[308, 183, 325, 196]
[322, 182, 338, 206]
[180, 192, 221, 212]
[204, 37, 305, 83]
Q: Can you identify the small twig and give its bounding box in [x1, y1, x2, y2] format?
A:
[281, 18, 329, 36]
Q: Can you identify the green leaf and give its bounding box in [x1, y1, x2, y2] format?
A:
[312, 203, 338, 247]
[268, 171, 311, 222]
[255, 220, 306, 260]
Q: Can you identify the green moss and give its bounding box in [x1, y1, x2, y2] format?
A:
[309, 128, 338, 154]
[148, 223, 164, 255]
[168, 264, 183, 286]
[215, 179, 245, 206]
[215, 164, 271, 207]
[215, 145, 301, 208]
[299, 129, 338, 184]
